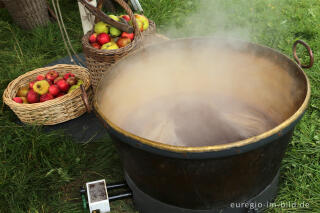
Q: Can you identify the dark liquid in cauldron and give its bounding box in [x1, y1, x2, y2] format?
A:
[121, 94, 278, 147]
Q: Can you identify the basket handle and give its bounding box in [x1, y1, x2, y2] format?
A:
[78, 0, 141, 38]
[97, 0, 104, 11]
[80, 84, 92, 113]
[111, 0, 143, 39]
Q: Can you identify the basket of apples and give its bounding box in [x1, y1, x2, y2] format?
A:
[3, 64, 92, 125]
[80, 0, 156, 90]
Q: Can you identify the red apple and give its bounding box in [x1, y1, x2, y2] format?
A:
[27, 90, 39, 103]
[54, 77, 64, 84]
[121, 15, 130, 22]
[29, 81, 36, 89]
[117, 37, 131, 48]
[64, 73, 75, 80]
[47, 79, 53, 85]
[13, 97, 23, 103]
[40, 93, 54, 102]
[121, 32, 134, 41]
[91, 42, 101, 49]
[67, 77, 77, 86]
[49, 85, 60, 96]
[36, 75, 45, 81]
[97, 33, 111, 45]
[89, 33, 97, 43]
[20, 97, 28, 104]
[56, 92, 65, 98]
[46, 70, 59, 81]
[56, 79, 70, 92]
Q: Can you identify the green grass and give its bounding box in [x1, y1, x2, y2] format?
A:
[0, 0, 319, 212]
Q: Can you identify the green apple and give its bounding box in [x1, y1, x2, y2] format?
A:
[108, 15, 120, 22]
[134, 14, 149, 31]
[33, 80, 50, 95]
[129, 19, 143, 32]
[68, 85, 80, 93]
[101, 42, 119, 50]
[110, 27, 121, 37]
[77, 79, 84, 86]
[94, 22, 109, 34]
[136, 19, 144, 32]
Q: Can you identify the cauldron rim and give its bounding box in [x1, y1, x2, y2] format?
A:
[94, 38, 311, 153]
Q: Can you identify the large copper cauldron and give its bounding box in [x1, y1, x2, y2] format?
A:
[93, 38, 313, 210]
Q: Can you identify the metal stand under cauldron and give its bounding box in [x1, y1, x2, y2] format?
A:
[80, 169, 279, 213]
[125, 171, 279, 213]
[80, 168, 279, 213]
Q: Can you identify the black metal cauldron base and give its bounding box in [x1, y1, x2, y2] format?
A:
[125, 170, 279, 213]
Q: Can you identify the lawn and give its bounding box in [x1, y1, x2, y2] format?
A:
[0, 0, 319, 212]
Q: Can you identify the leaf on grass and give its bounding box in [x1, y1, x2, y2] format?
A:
[46, 169, 56, 177]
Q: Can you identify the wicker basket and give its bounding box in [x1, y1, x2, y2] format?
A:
[81, 0, 156, 90]
[142, 19, 156, 37]
[3, 0, 50, 30]
[3, 64, 92, 125]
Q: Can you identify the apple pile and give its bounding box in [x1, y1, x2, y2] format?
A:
[89, 14, 149, 50]
[13, 70, 84, 104]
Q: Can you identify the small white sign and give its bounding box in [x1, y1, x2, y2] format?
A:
[86, 179, 110, 213]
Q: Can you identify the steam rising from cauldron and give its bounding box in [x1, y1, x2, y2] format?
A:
[164, 0, 251, 40]
[162, 0, 286, 42]
[97, 39, 306, 147]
